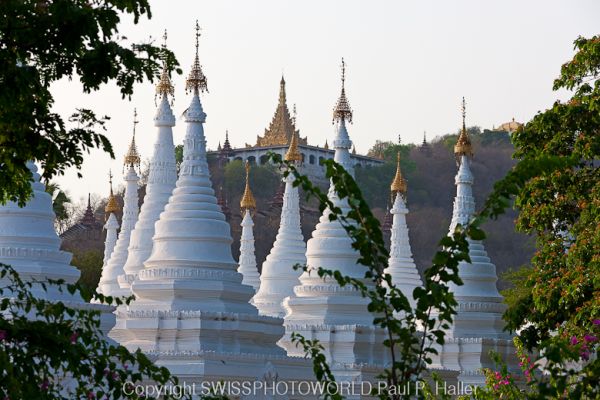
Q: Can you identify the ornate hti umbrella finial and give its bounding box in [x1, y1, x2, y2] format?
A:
[105, 170, 120, 215]
[332, 57, 353, 124]
[390, 151, 407, 198]
[155, 29, 175, 104]
[240, 161, 257, 212]
[124, 108, 141, 170]
[185, 20, 208, 94]
[454, 97, 473, 158]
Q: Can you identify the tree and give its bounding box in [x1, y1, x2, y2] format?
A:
[473, 34, 600, 398]
[0, 0, 181, 206]
[0, 1, 188, 398]
[71, 249, 104, 290]
[45, 181, 73, 233]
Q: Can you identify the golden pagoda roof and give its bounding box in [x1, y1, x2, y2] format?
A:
[155, 30, 175, 102]
[284, 131, 302, 163]
[185, 21, 208, 94]
[240, 161, 257, 211]
[390, 152, 407, 195]
[333, 58, 353, 124]
[105, 170, 120, 215]
[454, 97, 473, 157]
[256, 76, 307, 147]
[124, 109, 141, 168]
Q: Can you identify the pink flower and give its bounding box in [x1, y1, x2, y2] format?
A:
[570, 336, 578, 345]
[0, 330, 6, 341]
[584, 334, 597, 343]
[70, 332, 78, 344]
[593, 319, 600, 326]
[581, 350, 591, 361]
[40, 380, 49, 390]
[87, 391, 95, 399]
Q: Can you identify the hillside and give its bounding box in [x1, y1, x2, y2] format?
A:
[65, 128, 534, 290]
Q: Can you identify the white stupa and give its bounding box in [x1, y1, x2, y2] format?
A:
[0, 162, 115, 335]
[384, 153, 422, 308]
[430, 98, 517, 386]
[101, 173, 120, 268]
[253, 133, 306, 317]
[281, 60, 388, 382]
[118, 33, 177, 292]
[98, 117, 141, 298]
[113, 25, 314, 384]
[237, 161, 260, 293]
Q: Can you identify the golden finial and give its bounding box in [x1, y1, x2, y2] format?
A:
[124, 108, 141, 169]
[324, 139, 329, 150]
[390, 152, 407, 197]
[155, 29, 175, 104]
[185, 20, 208, 94]
[454, 97, 473, 158]
[105, 169, 120, 215]
[333, 58, 353, 124]
[352, 145, 356, 155]
[240, 161, 257, 211]
[285, 131, 302, 163]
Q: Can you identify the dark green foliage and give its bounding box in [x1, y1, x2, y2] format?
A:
[0, 0, 181, 206]
[223, 159, 280, 201]
[0, 263, 185, 399]
[469, 35, 600, 399]
[71, 249, 103, 291]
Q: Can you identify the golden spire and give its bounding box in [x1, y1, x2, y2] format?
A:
[352, 145, 356, 155]
[185, 20, 208, 94]
[324, 139, 329, 149]
[333, 58, 353, 124]
[105, 170, 120, 215]
[285, 131, 302, 163]
[454, 97, 473, 158]
[279, 75, 286, 105]
[240, 161, 257, 211]
[390, 151, 407, 196]
[155, 29, 175, 103]
[124, 108, 141, 169]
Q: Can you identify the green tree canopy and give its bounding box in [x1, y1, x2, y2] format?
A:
[0, 0, 181, 206]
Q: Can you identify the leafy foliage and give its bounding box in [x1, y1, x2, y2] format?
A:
[71, 249, 104, 290]
[466, 34, 600, 399]
[0, 0, 181, 206]
[0, 263, 186, 399]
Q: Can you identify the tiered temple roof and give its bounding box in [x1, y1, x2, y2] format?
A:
[256, 76, 307, 147]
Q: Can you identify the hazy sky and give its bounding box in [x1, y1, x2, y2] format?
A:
[51, 0, 600, 203]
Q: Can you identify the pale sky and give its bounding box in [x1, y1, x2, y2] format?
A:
[50, 0, 600, 203]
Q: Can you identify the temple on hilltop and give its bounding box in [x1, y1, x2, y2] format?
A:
[494, 117, 523, 133]
[207, 76, 383, 181]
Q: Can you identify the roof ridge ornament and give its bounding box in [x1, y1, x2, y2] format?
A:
[185, 20, 208, 94]
[454, 97, 474, 160]
[332, 57, 353, 124]
[155, 29, 175, 105]
[240, 161, 257, 212]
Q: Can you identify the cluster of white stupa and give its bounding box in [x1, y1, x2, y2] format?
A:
[0, 24, 519, 397]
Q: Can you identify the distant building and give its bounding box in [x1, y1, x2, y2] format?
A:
[207, 77, 383, 181]
[495, 118, 523, 133]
